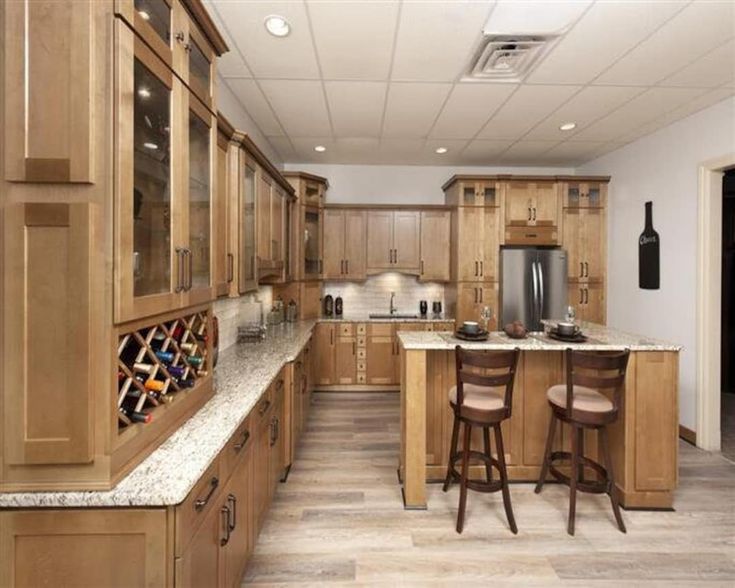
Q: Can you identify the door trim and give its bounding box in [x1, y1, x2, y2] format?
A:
[696, 152, 735, 451]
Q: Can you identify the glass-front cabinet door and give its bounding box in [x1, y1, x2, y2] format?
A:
[184, 91, 215, 305]
[303, 207, 322, 279]
[238, 161, 257, 293]
[187, 22, 215, 109]
[115, 0, 174, 66]
[115, 24, 181, 323]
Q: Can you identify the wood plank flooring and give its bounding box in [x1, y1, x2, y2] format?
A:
[244, 392, 735, 586]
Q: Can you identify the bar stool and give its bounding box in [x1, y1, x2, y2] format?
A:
[535, 348, 630, 536]
[442, 346, 520, 534]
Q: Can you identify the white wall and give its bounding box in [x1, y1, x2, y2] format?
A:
[217, 77, 283, 166]
[579, 96, 735, 431]
[283, 163, 573, 204]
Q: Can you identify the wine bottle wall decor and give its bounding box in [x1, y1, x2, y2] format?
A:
[639, 201, 660, 290]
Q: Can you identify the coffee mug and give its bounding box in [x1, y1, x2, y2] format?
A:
[462, 321, 480, 334]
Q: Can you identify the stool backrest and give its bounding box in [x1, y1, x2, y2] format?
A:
[565, 348, 630, 417]
[455, 346, 520, 416]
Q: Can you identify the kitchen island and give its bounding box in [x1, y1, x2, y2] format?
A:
[398, 323, 681, 510]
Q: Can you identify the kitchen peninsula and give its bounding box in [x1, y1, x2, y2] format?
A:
[398, 323, 681, 510]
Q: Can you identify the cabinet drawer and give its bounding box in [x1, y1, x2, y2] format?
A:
[505, 226, 558, 246]
[368, 323, 393, 337]
[357, 336, 366, 347]
[357, 360, 367, 372]
[253, 386, 275, 426]
[356, 323, 367, 336]
[356, 373, 367, 384]
[357, 348, 367, 360]
[271, 370, 286, 404]
[221, 414, 253, 482]
[175, 457, 222, 556]
[339, 323, 355, 336]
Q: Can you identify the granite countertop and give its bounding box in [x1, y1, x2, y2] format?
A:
[0, 321, 317, 509]
[398, 322, 682, 352]
[318, 314, 454, 323]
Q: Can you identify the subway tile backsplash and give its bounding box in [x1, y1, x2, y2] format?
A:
[214, 287, 273, 352]
[323, 273, 444, 317]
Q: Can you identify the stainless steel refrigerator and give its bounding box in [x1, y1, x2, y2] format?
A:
[500, 247, 568, 332]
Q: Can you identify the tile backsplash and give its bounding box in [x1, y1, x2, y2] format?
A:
[323, 273, 444, 317]
[214, 287, 273, 352]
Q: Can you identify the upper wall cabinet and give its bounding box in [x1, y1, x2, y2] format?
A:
[114, 22, 215, 324]
[214, 117, 234, 297]
[444, 178, 500, 207]
[4, 0, 94, 182]
[419, 211, 451, 282]
[562, 180, 607, 209]
[115, 0, 227, 111]
[367, 210, 420, 273]
[322, 210, 367, 281]
[284, 172, 328, 280]
[504, 180, 561, 246]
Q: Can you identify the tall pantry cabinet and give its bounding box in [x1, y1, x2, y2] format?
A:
[1, 0, 228, 491]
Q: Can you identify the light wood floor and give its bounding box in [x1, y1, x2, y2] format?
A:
[244, 392, 735, 586]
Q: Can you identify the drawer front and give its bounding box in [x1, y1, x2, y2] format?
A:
[339, 323, 355, 336]
[357, 336, 367, 347]
[175, 457, 222, 556]
[356, 373, 367, 384]
[357, 348, 367, 360]
[254, 385, 275, 426]
[221, 414, 253, 481]
[505, 226, 558, 246]
[356, 323, 367, 336]
[368, 323, 393, 337]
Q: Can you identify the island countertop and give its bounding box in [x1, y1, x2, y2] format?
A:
[397, 322, 682, 352]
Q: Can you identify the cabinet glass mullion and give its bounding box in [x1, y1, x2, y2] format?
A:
[239, 163, 256, 291]
[187, 105, 212, 290]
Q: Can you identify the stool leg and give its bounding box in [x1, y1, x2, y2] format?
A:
[483, 426, 493, 483]
[456, 422, 472, 534]
[600, 426, 626, 533]
[568, 424, 580, 536]
[443, 412, 460, 492]
[494, 424, 518, 534]
[576, 426, 585, 484]
[534, 413, 557, 494]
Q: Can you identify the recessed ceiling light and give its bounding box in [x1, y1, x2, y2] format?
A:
[435, 147, 448, 154]
[314, 145, 326, 153]
[138, 10, 150, 21]
[138, 87, 151, 99]
[559, 122, 577, 131]
[143, 142, 158, 150]
[264, 15, 290, 37]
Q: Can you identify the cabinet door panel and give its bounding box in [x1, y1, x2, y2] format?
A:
[393, 211, 420, 270]
[239, 162, 257, 293]
[366, 211, 393, 269]
[3, 203, 95, 465]
[420, 211, 450, 282]
[481, 208, 500, 282]
[215, 132, 230, 296]
[4, 0, 94, 182]
[455, 283, 481, 326]
[344, 211, 367, 280]
[177, 495, 224, 588]
[303, 207, 322, 279]
[257, 173, 272, 262]
[314, 324, 336, 385]
[480, 285, 499, 331]
[222, 449, 253, 588]
[335, 337, 357, 385]
[366, 325, 395, 385]
[393, 323, 429, 382]
[456, 208, 483, 282]
[322, 210, 346, 279]
[562, 209, 583, 281]
[580, 209, 604, 282]
[271, 189, 285, 265]
[505, 183, 533, 227]
[533, 182, 559, 227]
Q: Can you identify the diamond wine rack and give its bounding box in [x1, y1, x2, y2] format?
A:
[117, 310, 210, 431]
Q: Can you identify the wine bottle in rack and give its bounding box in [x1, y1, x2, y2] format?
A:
[145, 379, 165, 392]
[178, 378, 195, 388]
[193, 332, 207, 342]
[133, 362, 155, 374]
[168, 365, 186, 379]
[119, 405, 152, 424]
[120, 338, 142, 366]
[180, 342, 195, 353]
[155, 350, 174, 363]
[187, 356, 203, 367]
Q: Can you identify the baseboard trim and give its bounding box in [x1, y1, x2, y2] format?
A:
[679, 424, 697, 446]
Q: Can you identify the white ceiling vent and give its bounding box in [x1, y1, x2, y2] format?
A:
[464, 35, 555, 83]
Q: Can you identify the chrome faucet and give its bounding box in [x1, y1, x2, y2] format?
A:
[390, 291, 397, 315]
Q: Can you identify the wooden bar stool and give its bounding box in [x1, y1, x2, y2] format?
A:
[535, 348, 630, 536]
[442, 346, 520, 534]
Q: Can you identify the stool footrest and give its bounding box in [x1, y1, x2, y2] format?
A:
[447, 451, 504, 493]
[548, 451, 609, 495]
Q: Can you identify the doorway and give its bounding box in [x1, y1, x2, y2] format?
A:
[721, 169, 735, 461]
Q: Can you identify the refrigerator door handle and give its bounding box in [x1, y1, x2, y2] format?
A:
[537, 260, 545, 323]
[531, 261, 539, 327]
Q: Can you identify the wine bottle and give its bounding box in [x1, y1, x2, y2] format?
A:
[133, 362, 155, 374]
[119, 406, 152, 424]
[168, 365, 186, 379]
[187, 356, 203, 367]
[155, 350, 174, 363]
[180, 342, 195, 353]
[145, 379, 165, 392]
[178, 378, 195, 388]
[639, 201, 660, 290]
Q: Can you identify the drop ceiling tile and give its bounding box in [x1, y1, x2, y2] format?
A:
[461, 139, 514, 164]
[265, 136, 297, 160]
[524, 86, 645, 140]
[477, 85, 580, 139]
[527, 1, 687, 85]
[500, 140, 559, 160]
[661, 39, 735, 88]
[596, 1, 735, 86]
[259, 80, 331, 137]
[392, 1, 495, 82]
[211, 0, 319, 79]
[571, 87, 709, 142]
[382, 83, 452, 137]
[307, 0, 399, 80]
[541, 140, 607, 163]
[224, 79, 284, 137]
[429, 83, 517, 139]
[325, 82, 387, 138]
[204, 2, 252, 77]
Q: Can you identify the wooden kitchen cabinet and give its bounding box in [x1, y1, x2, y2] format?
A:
[314, 323, 337, 386]
[215, 117, 234, 297]
[562, 180, 607, 209]
[563, 208, 605, 283]
[220, 446, 254, 588]
[443, 178, 500, 207]
[323, 209, 367, 280]
[450, 283, 499, 329]
[366, 323, 395, 385]
[335, 324, 358, 385]
[419, 210, 451, 282]
[366, 210, 420, 272]
[453, 206, 500, 282]
[570, 283, 606, 324]
[504, 180, 560, 246]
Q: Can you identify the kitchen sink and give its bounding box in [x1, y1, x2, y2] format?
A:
[368, 313, 420, 319]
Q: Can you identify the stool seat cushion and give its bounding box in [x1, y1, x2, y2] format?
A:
[547, 384, 613, 413]
[449, 384, 505, 411]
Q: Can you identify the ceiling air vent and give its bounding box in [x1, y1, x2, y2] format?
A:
[464, 35, 555, 83]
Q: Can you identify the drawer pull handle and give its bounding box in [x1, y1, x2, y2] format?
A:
[276, 379, 284, 391]
[227, 494, 237, 532]
[195, 476, 219, 511]
[220, 505, 231, 546]
[259, 399, 271, 415]
[233, 429, 250, 452]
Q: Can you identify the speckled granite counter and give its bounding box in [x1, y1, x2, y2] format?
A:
[318, 314, 453, 324]
[398, 322, 682, 352]
[0, 321, 316, 509]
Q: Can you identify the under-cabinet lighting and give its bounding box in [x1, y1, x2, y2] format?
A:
[265, 15, 291, 37]
[559, 122, 576, 131]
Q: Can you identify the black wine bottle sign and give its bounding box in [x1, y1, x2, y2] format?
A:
[639, 201, 660, 290]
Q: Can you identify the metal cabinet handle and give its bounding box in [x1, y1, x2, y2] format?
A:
[420, 260, 424, 275]
[220, 505, 231, 546]
[175, 247, 185, 293]
[584, 288, 589, 304]
[345, 259, 349, 274]
[340, 260, 344, 274]
[475, 261, 479, 276]
[480, 288, 483, 303]
[480, 261, 483, 277]
[276, 378, 284, 391]
[258, 399, 271, 415]
[584, 261, 589, 278]
[352, 341, 356, 355]
[532, 207, 537, 221]
[528, 207, 532, 221]
[227, 253, 234, 283]
[580, 262, 584, 278]
[227, 494, 236, 532]
[233, 429, 250, 452]
[195, 476, 219, 511]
